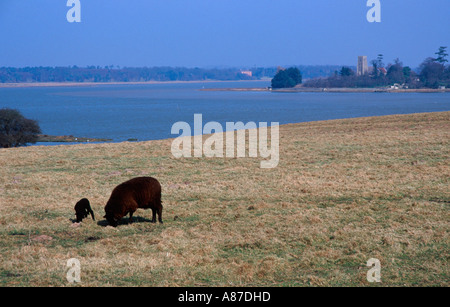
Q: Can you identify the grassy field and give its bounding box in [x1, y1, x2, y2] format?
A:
[0, 112, 448, 287]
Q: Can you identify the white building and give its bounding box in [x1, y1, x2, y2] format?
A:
[357, 56, 369, 76]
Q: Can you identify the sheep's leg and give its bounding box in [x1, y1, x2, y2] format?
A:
[128, 211, 134, 224]
[151, 209, 156, 223]
[157, 205, 163, 224]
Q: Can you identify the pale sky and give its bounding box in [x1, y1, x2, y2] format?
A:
[0, 0, 449, 68]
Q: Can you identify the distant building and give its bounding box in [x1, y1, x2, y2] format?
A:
[378, 67, 387, 76]
[357, 56, 368, 76]
[240, 70, 253, 77]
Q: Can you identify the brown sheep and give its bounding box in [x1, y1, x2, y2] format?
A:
[74, 198, 95, 223]
[104, 177, 163, 227]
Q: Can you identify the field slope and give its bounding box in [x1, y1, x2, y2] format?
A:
[0, 112, 449, 286]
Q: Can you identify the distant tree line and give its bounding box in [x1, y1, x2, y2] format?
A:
[0, 66, 256, 83]
[303, 47, 450, 89]
[0, 65, 347, 84]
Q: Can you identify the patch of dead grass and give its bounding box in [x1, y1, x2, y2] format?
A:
[0, 112, 449, 286]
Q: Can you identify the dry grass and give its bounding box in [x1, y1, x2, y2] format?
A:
[0, 112, 449, 286]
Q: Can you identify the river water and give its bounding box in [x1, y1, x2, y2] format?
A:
[0, 81, 449, 145]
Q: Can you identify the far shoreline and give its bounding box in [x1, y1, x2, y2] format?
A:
[1, 81, 447, 93]
[0, 80, 269, 88]
[200, 87, 450, 93]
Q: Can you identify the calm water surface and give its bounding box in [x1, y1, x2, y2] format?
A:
[0, 81, 449, 145]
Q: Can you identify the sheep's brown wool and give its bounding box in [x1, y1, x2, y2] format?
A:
[104, 177, 163, 227]
[74, 198, 95, 223]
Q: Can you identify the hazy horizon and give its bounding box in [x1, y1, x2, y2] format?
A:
[0, 64, 348, 70]
[0, 0, 449, 68]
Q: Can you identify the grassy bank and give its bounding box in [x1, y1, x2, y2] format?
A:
[0, 112, 448, 286]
